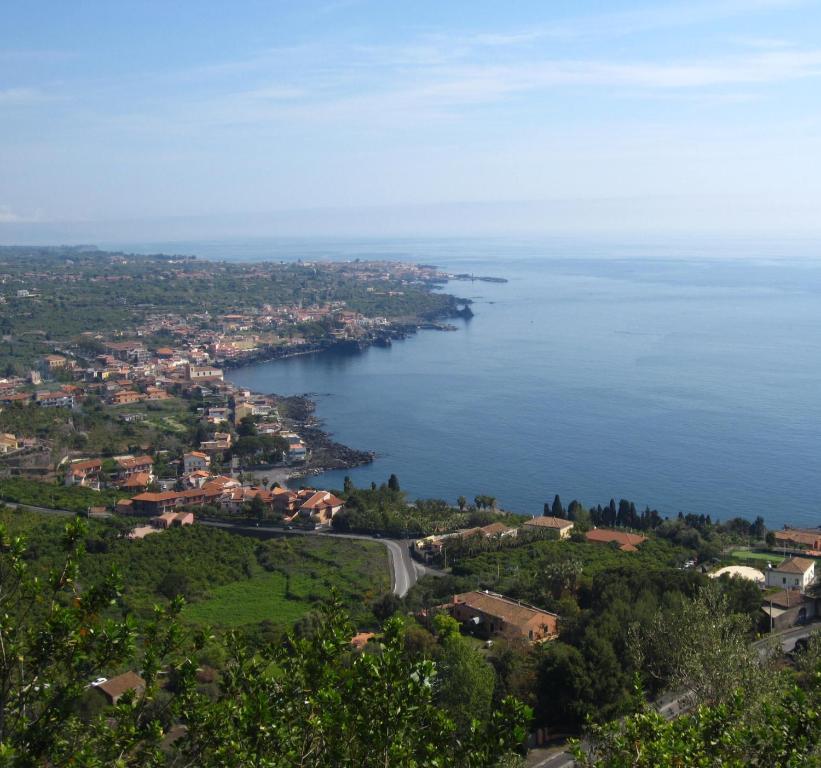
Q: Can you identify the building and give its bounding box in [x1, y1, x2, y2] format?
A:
[34, 391, 75, 408]
[298, 490, 345, 525]
[42, 354, 67, 371]
[111, 390, 143, 406]
[95, 671, 146, 706]
[447, 591, 558, 643]
[65, 458, 103, 489]
[585, 528, 648, 552]
[151, 511, 195, 529]
[0, 433, 17, 453]
[761, 589, 818, 631]
[765, 557, 817, 591]
[115, 455, 154, 479]
[183, 451, 211, 474]
[131, 491, 186, 516]
[523, 516, 574, 538]
[186, 364, 223, 382]
[775, 527, 821, 553]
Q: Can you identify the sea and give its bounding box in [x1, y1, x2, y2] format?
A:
[114, 236, 821, 530]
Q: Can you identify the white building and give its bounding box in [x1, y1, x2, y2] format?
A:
[765, 557, 816, 592]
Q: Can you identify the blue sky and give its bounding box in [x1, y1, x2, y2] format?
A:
[2, 0, 821, 240]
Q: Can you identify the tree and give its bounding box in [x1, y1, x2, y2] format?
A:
[457, 495, 467, 512]
[551, 495, 565, 518]
[343, 476, 353, 494]
[237, 416, 257, 437]
[248, 493, 266, 520]
[387, 474, 400, 492]
[575, 682, 821, 768]
[436, 634, 497, 737]
[631, 584, 766, 707]
[0, 527, 530, 767]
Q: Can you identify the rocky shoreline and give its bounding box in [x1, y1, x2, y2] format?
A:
[225, 287, 485, 482]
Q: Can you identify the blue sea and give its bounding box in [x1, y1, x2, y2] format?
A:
[117, 236, 821, 530]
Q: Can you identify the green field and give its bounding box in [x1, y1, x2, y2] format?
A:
[730, 549, 779, 562]
[183, 569, 313, 626]
[184, 536, 390, 628]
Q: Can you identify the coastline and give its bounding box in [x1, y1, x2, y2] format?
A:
[224, 289, 476, 485]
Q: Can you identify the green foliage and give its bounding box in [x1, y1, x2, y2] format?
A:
[0, 479, 127, 513]
[575, 682, 821, 768]
[0, 524, 529, 767]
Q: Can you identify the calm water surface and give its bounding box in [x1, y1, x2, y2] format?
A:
[120, 237, 821, 529]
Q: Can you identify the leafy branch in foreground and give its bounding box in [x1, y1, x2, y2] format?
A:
[0, 519, 529, 767]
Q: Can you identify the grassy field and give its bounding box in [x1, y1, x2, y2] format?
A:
[730, 549, 778, 562]
[184, 536, 390, 628]
[183, 568, 314, 626]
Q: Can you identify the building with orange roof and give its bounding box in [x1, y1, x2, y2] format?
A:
[585, 528, 647, 551]
[523, 516, 574, 538]
[447, 591, 558, 643]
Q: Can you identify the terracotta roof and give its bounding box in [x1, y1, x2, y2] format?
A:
[453, 591, 558, 635]
[120, 471, 152, 488]
[773, 557, 816, 574]
[97, 671, 145, 701]
[132, 491, 181, 502]
[765, 589, 814, 609]
[479, 522, 513, 536]
[300, 491, 344, 510]
[185, 451, 210, 460]
[116, 455, 154, 469]
[68, 459, 103, 473]
[586, 528, 647, 548]
[775, 529, 821, 547]
[524, 516, 574, 529]
[350, 632, 376, 650]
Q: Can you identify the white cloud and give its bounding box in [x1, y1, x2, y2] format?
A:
[0, 87, 52, 106]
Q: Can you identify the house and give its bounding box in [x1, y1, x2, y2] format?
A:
[65, 458, 103, 489]
[585, 528, 648, 552]
[765, 557, 817, 591]
[478, 522, 518, 539]
[200, 431, 231, 452]
[118, 471, 153, 492]
[761, 589, 818, 631]
[151, 511, 195, 529]
[144, 387, 170, 401]
[183, 451, 211, 474]
[95, 671, 146, 705]
[0, 433, 17, 453]
[131, 491, 186, 516]
[42, 354, 67, 371]
[447, 591, 558, 643]
[111, 390, 143, 406]
[34, 391, 75, 409]
[298, 490, 345, 525]
[523, 516, 574, 539]
[115, 454, 154, 479]
[775, 527, 821, 553]
[186, 364, 223, 382]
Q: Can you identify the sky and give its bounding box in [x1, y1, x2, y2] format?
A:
[2, 0, 821, 241]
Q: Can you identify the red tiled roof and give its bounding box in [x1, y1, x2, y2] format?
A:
[586, 528, 647, 548]
[773, 557, 815, 574]
[524, 516, 573, 529]
[97, 671, 145, 701]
